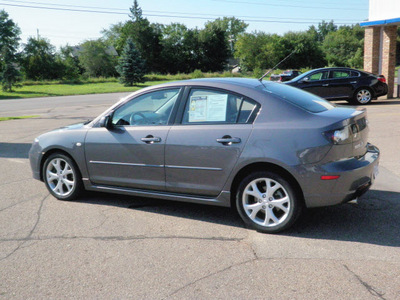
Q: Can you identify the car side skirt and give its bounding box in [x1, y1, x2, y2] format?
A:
[83, 179, 231, 207]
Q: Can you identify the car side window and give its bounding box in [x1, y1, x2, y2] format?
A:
[111, 88, 180, 126]
[309, 71, 328, 81]
[182, 88, 257, 124]
[332, 71, 350, 79]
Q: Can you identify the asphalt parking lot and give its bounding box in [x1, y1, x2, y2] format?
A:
[0, 94, 400, 299]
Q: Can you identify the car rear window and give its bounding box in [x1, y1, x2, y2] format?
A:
[262, 83, 335, 113]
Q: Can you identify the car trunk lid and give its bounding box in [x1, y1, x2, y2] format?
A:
[318, 106, 369, 160]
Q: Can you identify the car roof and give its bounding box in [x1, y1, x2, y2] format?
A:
[166, 77, 267, 89]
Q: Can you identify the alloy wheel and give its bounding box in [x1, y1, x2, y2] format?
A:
[356, 89, 372, 104]
[46, 157, 76, 197]
[242, 177, 291, 228]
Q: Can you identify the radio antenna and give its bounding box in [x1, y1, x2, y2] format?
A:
[258, 49, 297, 82]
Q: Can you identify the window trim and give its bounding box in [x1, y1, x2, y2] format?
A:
[175, 86, 260, 125]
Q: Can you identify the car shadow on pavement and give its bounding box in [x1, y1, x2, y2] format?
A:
[79, 188, 400, 247]
[79, 191, 243, 228]
[0, 143, 32, 158]
[284, 189, 400, 247]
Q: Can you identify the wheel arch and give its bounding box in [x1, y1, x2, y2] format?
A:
[40, 148, 82, 181]
[229, 162, 305, 208]
[353, 86, 375, 100]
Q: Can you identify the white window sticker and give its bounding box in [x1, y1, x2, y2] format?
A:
[188, 94, 228, 122]
[207, 95, 228, 121]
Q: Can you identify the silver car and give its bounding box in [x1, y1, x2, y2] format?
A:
[29, 78, 380, 233]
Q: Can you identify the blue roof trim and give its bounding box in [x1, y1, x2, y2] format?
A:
[361, 17, 400, 27]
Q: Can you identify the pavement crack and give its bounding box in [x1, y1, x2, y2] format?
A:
[0, 194, 48, 262]
[343, 264, 386, 300]
[166, 258, 256, 298]
[0, 235, 243, 243]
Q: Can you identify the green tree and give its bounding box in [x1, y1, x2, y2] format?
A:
[323, 25, 364, 67]
[280, 31, 326, 69]
[21, 37, 62, 80]
[102, 1, 162, 72]
[0, 10, 22, 91]
[205, 17, 248, 53]
[316, 20, 338, 42]
[234, 32, 282, 71]
[78, 39, 118, 77]
[198, 26, 230, 72]
[58, 45, 82, 80]
[159, 23, 189, 73]
[117, 38, 146, 86]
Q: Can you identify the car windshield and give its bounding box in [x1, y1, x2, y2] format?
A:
[262, 82, 335, 113]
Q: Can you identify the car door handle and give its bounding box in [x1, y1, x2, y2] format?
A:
[141, 135, 161, 144]
[350, 81, 357, 84]
[216, 135, 241, 145]
[322, 84, 329, 87]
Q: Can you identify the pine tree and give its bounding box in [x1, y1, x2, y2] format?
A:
[129, 0, 143, 23]
[0, 10, 21, 92]
[117, 38, 146, 86]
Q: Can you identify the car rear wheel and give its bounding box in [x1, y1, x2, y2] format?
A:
[352, 88, 373, 105]
[43, 153, 83, 201]
[236, 171, 301, 233]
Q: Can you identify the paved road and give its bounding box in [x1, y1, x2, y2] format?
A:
[0, 95, 399, 299]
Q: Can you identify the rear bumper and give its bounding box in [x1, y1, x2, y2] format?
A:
[302, 143, 380, 208]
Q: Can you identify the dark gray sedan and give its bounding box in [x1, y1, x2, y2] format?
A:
[29, 78, 380, 233]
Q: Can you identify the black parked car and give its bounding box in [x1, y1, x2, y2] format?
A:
[284, 67, 388, 105]
[270, 70, 302, 82]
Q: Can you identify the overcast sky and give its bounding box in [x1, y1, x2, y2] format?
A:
[0, 0, 369, 49]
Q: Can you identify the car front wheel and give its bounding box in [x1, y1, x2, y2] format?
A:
[42, 153, 83, 201]
[236, 171, 301, 233]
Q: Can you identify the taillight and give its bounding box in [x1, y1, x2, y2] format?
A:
[323, 126, 352, 144]
[378, 75, 386, 83]
[279, 76, 283, 82]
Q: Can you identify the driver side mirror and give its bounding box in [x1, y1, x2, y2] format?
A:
[98, 113, 114, 129]
[301, 77, 310, 83]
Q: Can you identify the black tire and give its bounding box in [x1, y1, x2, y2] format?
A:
[236, 171, 302, 233]
[352, 87, 373, 105]
[42, 153, 83, 201]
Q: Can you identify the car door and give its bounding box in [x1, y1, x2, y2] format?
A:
[165, 87, 259, 197]
[326, 70, 356, 99]
[297, 70, 330, 98]
[84, 88, 182, 191]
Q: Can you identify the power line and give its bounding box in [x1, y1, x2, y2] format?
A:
[0, 0, 364, 21]
[0, 2, 363, 25]
[212, 0, 368, 11]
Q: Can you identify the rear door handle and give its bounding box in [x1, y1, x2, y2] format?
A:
[141, 135, 161, 144]
[322, 84, 329, 87]
[216, 135, 241, 145]
[350, 81, 357, 84]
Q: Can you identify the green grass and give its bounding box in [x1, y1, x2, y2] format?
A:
[0, 80, 170, 100]
[0, 72, 247, 100]
[0, 115, 39, 121]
